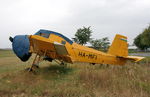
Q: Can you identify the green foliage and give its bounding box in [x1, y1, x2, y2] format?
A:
[134, 25, 150, 50]
[134, 34, 148, 50]
[72, 26, 92, 45]
[90, 37, 110, 51]
[141, 26, 150, 46]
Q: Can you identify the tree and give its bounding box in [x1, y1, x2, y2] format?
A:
[134, 25, 150, 50]
[141, 26, 150, 47]
[90, 39, 102, 50]
[134, 34, 148, 50]
[90, 37, 110, 51]
[72, 26, 92, 45]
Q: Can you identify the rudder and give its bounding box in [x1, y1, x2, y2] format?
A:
[108, 34, 128, 57]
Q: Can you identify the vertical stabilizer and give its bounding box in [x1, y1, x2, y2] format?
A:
[108, 34, 128, 57]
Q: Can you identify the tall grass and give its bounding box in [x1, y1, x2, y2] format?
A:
[0, 50, 150, 97]
[78, 63, 150, 97]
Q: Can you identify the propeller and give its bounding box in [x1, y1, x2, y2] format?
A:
[9, 36, 13, 42]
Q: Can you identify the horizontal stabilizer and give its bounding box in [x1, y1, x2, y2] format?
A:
[126, 56, 145, 62]
[118, 56, 145, 62]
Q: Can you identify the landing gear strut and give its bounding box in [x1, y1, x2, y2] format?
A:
[54, 60, 66, 66]
[28, 54, 42, 72]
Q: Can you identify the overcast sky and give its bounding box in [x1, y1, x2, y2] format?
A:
[0, 0, 150, 48]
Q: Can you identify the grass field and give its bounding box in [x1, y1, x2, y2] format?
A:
[0, 50, 150, 97]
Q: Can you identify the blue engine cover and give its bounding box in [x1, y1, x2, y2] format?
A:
[12, 35, 31, 62]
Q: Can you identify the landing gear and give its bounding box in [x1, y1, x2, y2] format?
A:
[27, 53, 66, 72]
[28, 54, 42, 72]
[54, 60, 66, 66]
[60, 61, 65, 65]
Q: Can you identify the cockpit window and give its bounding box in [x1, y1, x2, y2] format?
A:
[35, 30, 73, 44]
[37, 32, 50, 38]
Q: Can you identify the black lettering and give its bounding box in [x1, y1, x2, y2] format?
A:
[88, 54, 92, 59]
[78, 52, 82, 56]
[82, 53, 86, 57]
[91, 54, 94, 59]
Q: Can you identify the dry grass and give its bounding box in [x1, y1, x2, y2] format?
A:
[78, 64, 150, 97]
[0, 50, 150, 97]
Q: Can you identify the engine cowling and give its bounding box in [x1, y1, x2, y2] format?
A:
[10, 35, 32, 62]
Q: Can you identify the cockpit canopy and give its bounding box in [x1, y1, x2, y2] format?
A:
[35, 29, 73, 45]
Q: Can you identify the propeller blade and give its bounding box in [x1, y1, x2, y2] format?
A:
[9, 36, 13, 42]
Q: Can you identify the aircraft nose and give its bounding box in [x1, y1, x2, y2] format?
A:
[10, 35, 31, 62]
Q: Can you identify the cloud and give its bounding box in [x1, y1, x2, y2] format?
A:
[0, 0, 150, 48]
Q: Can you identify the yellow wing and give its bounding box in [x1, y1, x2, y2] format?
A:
[29, 35, 72, 63]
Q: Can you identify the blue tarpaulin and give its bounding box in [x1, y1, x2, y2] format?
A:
[12, 35, 31, 62]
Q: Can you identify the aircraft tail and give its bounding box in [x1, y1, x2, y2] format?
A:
[108, 34, 128, 57]
[108, 34, 145, 62]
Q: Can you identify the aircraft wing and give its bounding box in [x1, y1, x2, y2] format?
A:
[29, 35, 72, 63]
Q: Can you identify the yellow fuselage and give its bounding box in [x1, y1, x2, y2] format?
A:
[29, 33, 126, 65]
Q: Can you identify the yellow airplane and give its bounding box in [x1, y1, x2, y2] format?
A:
[10, 29, 144, 71]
